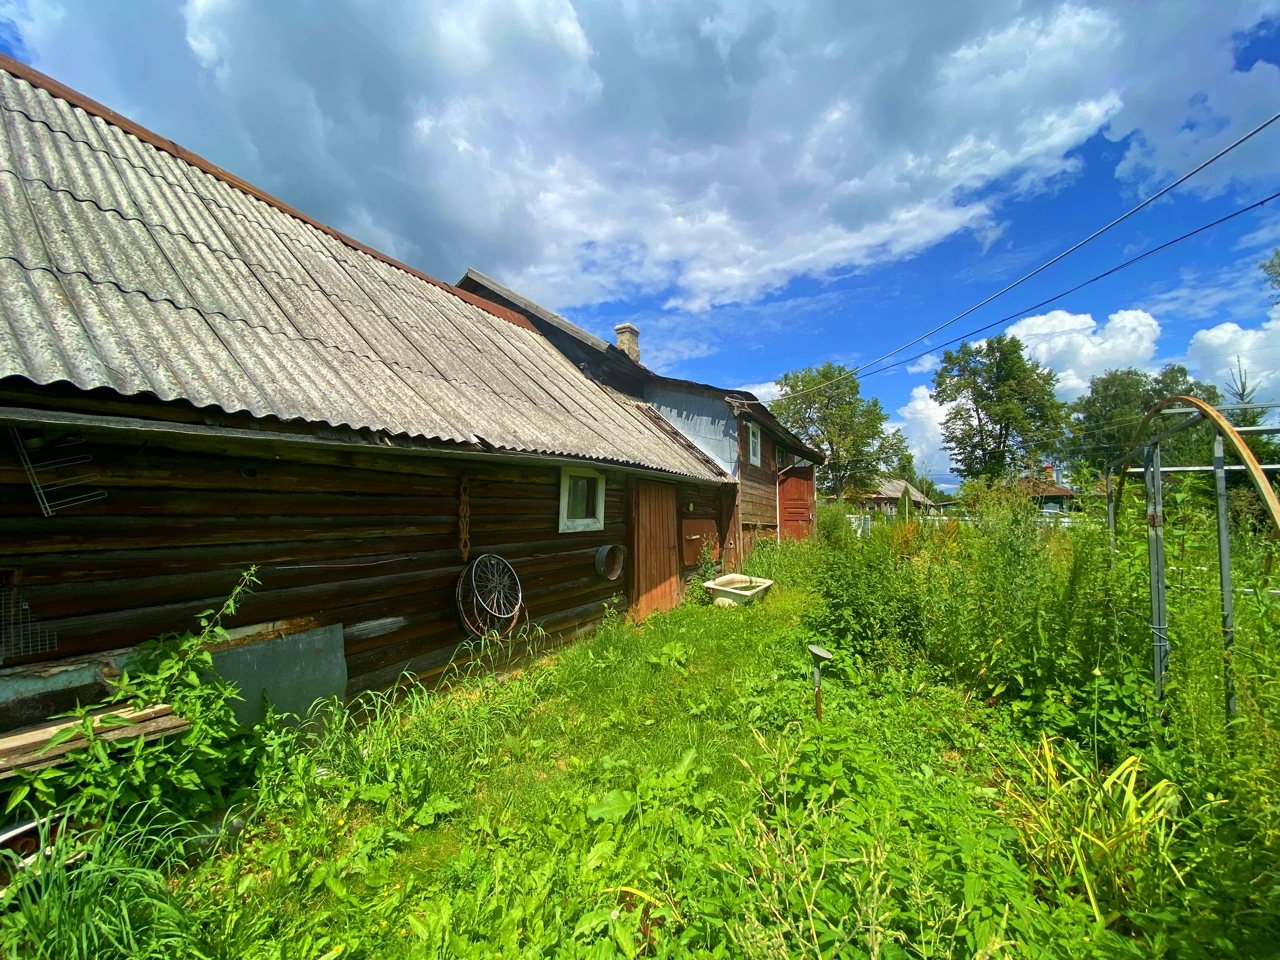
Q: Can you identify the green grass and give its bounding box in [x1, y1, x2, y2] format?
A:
[4, 494, 1278, 958]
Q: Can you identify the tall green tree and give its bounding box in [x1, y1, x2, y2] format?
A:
[931, 335, 1066, 480]
[1065, 364, 1220, 469]
[771, 363, 909, 498]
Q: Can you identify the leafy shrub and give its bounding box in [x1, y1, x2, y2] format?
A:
[5, 570, 261, 824]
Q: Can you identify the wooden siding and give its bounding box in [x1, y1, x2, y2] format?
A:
[632, 480, 679, 619]
[1, 425, 634, 696]
[738, 418, 778, 536]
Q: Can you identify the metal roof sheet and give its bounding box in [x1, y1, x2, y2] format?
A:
[0, 64, 727, 483]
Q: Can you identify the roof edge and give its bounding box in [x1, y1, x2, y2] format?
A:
[0, 401, 730, 484]
[0, 53, 536, 334]
[461, 268, 610, 352]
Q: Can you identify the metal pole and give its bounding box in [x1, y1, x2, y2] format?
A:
[1146, 444, 1169, 699]
[1105, 471, 1116, 551]
[1213, 432, 1236, 718]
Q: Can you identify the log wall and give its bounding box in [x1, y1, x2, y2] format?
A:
[1, 423, 636, 696]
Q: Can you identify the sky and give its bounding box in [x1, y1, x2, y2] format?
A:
[3, 0, 1278, 483]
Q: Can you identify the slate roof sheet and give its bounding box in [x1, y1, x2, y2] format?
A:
[0, 62, 727, 483]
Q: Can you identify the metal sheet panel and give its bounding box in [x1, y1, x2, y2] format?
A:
[0, 68, 726, 483]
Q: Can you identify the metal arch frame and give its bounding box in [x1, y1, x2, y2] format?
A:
[1110, 395, 1280, 534]
[1104, 395, 1280, 718]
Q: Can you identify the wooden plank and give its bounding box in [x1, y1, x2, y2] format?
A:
[633, 480, 679, 619]
[0, 704, 187, 778]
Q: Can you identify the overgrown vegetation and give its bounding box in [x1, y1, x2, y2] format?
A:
[3, 491, 1278, 958]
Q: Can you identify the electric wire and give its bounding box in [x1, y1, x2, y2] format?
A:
[853, 189, 1280, 381]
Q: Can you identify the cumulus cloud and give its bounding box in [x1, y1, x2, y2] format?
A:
[11, 0, 1280, 327]
[891, 385, 953, 479]
[1007, 308, 1161, 398]
[906, 353, 941, 375]
[1186, 309, 1280, 391]
[737, 381, 783, 401]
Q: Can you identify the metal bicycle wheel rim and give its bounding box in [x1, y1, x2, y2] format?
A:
[470, 554, 522, 619]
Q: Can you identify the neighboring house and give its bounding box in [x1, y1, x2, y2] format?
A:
[456, 269, 824, 562]
[1019, 466, 1078, 514]
[0, 56, 732, 731]
[861, 479, 936, 516]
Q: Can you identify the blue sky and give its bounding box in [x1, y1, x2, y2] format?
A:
[4, 1, 1278, 482]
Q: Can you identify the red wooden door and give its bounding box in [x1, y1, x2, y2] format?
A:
[778, 466, 815, 541]
[634, 480, 680, 619]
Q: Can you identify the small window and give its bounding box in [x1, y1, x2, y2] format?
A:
[748, 422, 761, 467]
[559, 467, 605, 532]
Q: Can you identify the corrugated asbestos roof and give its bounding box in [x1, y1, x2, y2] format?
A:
[0, 63, 727, 483]
[459, 268, 826, 464]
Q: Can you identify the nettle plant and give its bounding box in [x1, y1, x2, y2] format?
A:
[5, 569, 260, 824]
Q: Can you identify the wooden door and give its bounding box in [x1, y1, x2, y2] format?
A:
[778, 465, 815, 541]
[633, 480, 680, 619]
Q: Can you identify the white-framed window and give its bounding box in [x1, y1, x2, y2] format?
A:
[748, 422, 761, 467]
[559, 466, 606, 533]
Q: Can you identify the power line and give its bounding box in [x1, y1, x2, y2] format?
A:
[854, 188, 1280, 379]
[771, 107, 1280, 404]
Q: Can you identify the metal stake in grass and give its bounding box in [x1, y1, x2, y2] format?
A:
[808, 644, 832, 722]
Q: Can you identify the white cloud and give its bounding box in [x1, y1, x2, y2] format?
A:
[14, 0, 1280, 317]
[1007, 308, 1161, 398]
[1142, 255, 1277, 324]
[906, 352, 940, 375]
[891, 385, 952, 478]
[1186, 308, 1280, 392]
[736, 380, 782, 401]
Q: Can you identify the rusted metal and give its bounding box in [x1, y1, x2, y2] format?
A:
[1108, 395, 1280, 711]
[1113, 395, 1280, 536]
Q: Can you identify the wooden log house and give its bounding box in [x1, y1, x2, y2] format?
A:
[457, 269, 824, 559]
[0, 56, 735, 731]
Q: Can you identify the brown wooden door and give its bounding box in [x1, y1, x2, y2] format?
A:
[778, 466, 815, 541]
[633, 480, 680, 619]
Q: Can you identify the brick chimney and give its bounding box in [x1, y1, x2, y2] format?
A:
[614, 323, 640, 363]
[1044, 463, 1055, 483]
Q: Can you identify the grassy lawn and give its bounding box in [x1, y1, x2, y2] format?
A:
[181, 583, 1054, 959]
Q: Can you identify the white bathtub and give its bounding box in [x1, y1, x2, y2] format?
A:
[703, 574, 774, 606]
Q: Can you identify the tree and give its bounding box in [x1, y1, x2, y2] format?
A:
[1224, 361, 1278, 464]
[1262, 248, 1280, 302]
[930, 335, 1066, 480]
[1065, 364, 1220, 469]
[771, 363, 910, 498]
